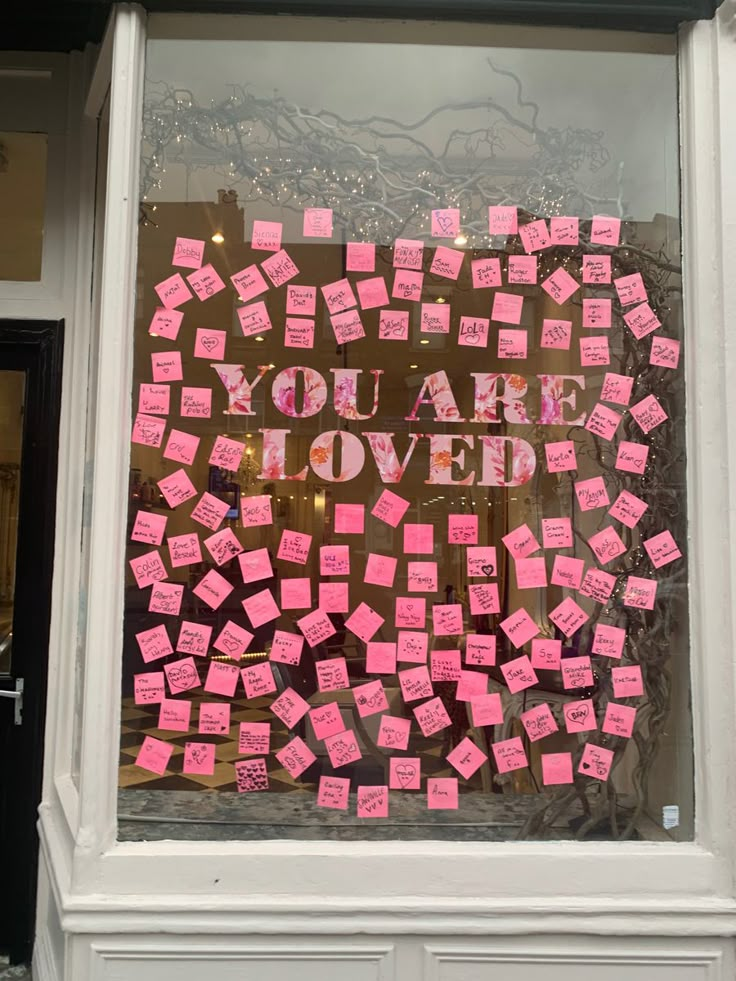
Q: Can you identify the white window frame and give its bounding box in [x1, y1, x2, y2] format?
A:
[40, 1, 736, 939]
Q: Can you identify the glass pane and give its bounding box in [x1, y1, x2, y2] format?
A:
[119, 21, 691, 842]
[0, 132, 47, 281]
[0, 371, 25, 675]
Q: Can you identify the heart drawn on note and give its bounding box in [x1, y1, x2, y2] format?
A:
[167, 664, 198, 690]
[568, 705, 589, 726]
[395, 763, 416, 788]
[437, 214, 454, 234]
[200, 335, 218, 352]
[481, 564, 495, 577]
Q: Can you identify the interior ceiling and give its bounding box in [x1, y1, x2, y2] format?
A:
[1, 1, 726, 54]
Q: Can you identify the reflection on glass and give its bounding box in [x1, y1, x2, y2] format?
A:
[119, 24, 691, 842]
[0, 371, 25, 675]
[0, 132, 47, 281]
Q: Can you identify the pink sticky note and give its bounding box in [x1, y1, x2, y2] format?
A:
[520, 702, 558, 742]
[345, 602, 384, 642]
[240, 494, 273, 528]
[413, 695, 452, 736]
[582, 298, 612, 329]
[163, 429, 199, 467]
[588, 525, 627, 565]
[563, 698, 597, 733]
[466, 547, 496, 578]
[622, 575, 657, 610]
[261, 249, 299, 288]
[540, 318, 572, 349]
[468, 582, 500, 616]
[149, 307, 183, 340]
[204, 660, 239, 697]
[135, 735, 173, 775]
[458, 316, 490, 348]
[545, 439, 576, 473]
[542, 753, 573, 785]
[580, 335, 609, 367]
[134, 672, 165, 705]
[180, 386, 211, 418]
[592, 623, 626, 659]
[284, 317, 315, 349]
[234, 758, 269, 794]
[270, 629, 304, 666]
[542, 266, 579, 305]
[500, 654, 538, 693]
[403, 523, 434, 555]
[356, 276, 389, 310]
[643, 529, 681, 569]
[393, 238, 424, 270]
[205, 527, 243, 567]
[465, 634, 496, 667]
[447, 736, 487, 779]
[155, 272, 192, 309]
[191, 491, 230, 530]
[192, 569, 234, 610]
[353, 678, 389, 718]
[187, 264, 226, 301]
[575, 476, 610, 511]
[238, 547, 274, 584]
[240, 660, 277, 699]
[139, 383, 170, 416]
[334, 503, 364, 534]
[455, 668, 488, 702]
[280, 578, 312, 609]
[488, 206, 517, 236]
[471, 257, 502, 289]
[430, 246, 464, 280]
[432, 604, 463, 636]
[331, 308, 365, 344]
[389, 753, 419, 786]
[251, 219, 282, 252]
[297, 608, 337, 647]
[590, 215, 621, 245]
[239, 721, 271, 755]
[391, 269, 424, 302]
[149, 582, 183, 616]
[378, 309, 410, 340]
[582, 254, 611, 284]
[356, 785, 389, 818]
[492, 736, 528, 774]
[515, 556, 547, 589]
[508, 255, 538, 285]
[325, 729, 362, 768]
[600, 372, 634, 407]
[469, 692, 503, 727]
[276, 735, 317, 779]
[579, 567, 616, 603]
[270, 687, 310, 728]
[502, 523, 540, 559]
[242, 588, 280, 629]
[199, 702, 230, 735]
[602, 702, 637, 738]
[366, 642, 397, 674]
[303, 207, 333, 237]
[498, 329, 528, 360]
[399, 665, 433, 703]
[230, 263, 269, 303]
[609, 490, 648, 528]
[395, 597, 426, 628]
[578, 742, 614, 781]
[630, 394, 668, 434]
[650, 336, 680, 369]
[549, 597, 589, 637]
[129, 549, 167, 589]
[317, 775, 350, 810]
[209, 435, 244, 471]
[542, 518, 573, 550]
[182, 742, 215, 776]
[365, 552, 397, 588]
[624, 302, 661, 340]
[167, 533, 201, 569]
[427, 777, 459, 809]
[531, 637, 562, 671]
[614, 272, 647, 306]
[519, 219, 550, 252]
[164, 657, 200, 694]
[431, 208, 460, 238]
[322, 277, 357, 314]
[372, 489, 410, 527]
[551, 554, 584, 589]
[277, 528, 312, 564]
[213, 619, 253, 658]
[491, 291, 523, 324]
[237, 301, 272, 339]
[172, 236, 204, 269]
[346, 242, 376, 272]
[158, 468, 197, 508]
[285, 284, 317, 316]
[550, 216, 579, 244]
[151, 350, 183, 383]
[407, 561, 438, 593]
[499, 607, 540, 648]
[319, 545, 350, 577]
[420, 302, 450, 334]
[448, 514, 478, 544]
[316, 656, 350, 693]
[561, 655, 594, 690]
[176, 621, 211, 657]
[430, 649, 462, 681]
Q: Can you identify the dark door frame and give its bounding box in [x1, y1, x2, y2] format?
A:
[0, 319, 63, 964]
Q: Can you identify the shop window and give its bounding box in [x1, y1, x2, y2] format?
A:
[118, 21, 691, 841]
[0, 132, 47, 282]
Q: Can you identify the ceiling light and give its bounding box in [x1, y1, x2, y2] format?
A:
[435, 296, 447, 304]
[211, 231, 225, 244]
[454, 234, 468, 246]
[409, 364, 418, 369]
[255, 335, 265, 342]
[420, 339, 430, 345]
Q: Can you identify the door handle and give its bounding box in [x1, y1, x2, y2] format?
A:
[0, 678, 23, 725]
